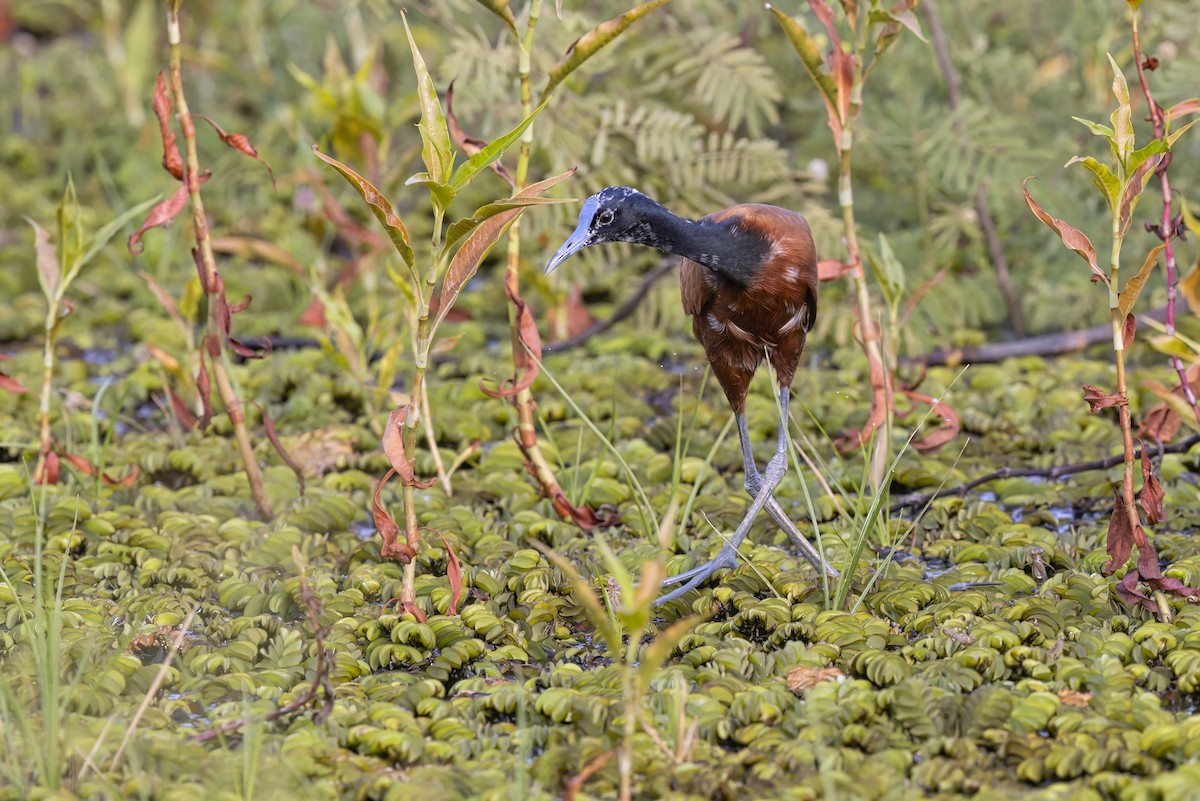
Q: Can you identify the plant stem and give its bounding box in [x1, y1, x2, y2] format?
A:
[501, 0, 576, 517]
[166, 8, 272, 517]
[34, 308, 55, 483]
[839, 82, 893, 491]
[1131, 13, 1200, 427]
[1109, 227, 1140, 533]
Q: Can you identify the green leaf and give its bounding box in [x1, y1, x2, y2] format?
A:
[404, 172, 457, 214]
[450, 99, 549, 190]
[1166, 118, 1200, 149]
[1118, 243, 1165, 318]
[57, 178, 83, 286]
[867, 8, 926, 42]
[769, 6, 839, 115]
[540, 0, 673, 103]
[1127, 138, 1168, 176]
[402, 12, 453, 184]
[534, 541, 622, 656]
[69, 196, 161, 288]
[471, 0, 518, 37]
[431, 168, 576, 338]
[1117, 152, 1165, 237]
[871, 234, 905, 306]
[1106, 53, 1133, 167]
[1071, 116, 1114, 139]
[1182, 197, 1200, 239]
[1065, 155, 1120, 213]
[312, 145, 415, 267]
[1149, 333, 1199, 360]
[444, 196, 568, 254]
[636, 616, 700, 695]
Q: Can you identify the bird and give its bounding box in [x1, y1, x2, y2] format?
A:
[545, 186, 839, 604]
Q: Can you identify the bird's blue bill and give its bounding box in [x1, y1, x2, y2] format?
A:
[545, 195, 599, 274]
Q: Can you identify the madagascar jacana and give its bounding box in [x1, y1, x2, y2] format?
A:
[545, 186, 839, 604]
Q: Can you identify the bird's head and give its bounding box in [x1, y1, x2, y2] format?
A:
[545, 186, 655, 274]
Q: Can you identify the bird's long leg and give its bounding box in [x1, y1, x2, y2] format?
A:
[657, 390, 835, 606]
[747, 392, 836, 577]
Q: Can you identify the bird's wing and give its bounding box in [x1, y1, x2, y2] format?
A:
[679, 257, 709, 318]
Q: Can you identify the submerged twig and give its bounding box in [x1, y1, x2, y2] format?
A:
[889, 432, 1200, 512]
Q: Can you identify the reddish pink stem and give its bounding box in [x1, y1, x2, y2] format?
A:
[1132, 17, 1200, 427]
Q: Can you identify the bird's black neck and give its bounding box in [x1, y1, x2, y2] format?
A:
[621, 200, 766, 287]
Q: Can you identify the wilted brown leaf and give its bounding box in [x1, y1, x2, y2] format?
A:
[59, 452, 139, 487]
[1056, 689, 1092, 708]
[1082, 385, 1127, 412]
[128, 184, 190, 254]
[1023, 178, 1107, 286]
[784, 665, 845, 696]
[381, 407, 437, 491]
[194, 114, 276, 189]
[1104, 492, 1144, 575]
[1122, 312, 1137, 349]
[1139, 445, 1165, 525]
[901, 389, 961, 453]
[481, 283, 542, 399]
[153, 73, 184, 181]
[372, 469, 417, 565]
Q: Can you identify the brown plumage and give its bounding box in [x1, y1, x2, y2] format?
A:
[545, 187, 835, 604]
[680, 204, 817, 414]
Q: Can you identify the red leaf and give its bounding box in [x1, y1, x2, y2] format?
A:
[481, 283, 542, 399]
[0, 355, 29, 394]
[153, 73, 184, 181]
[1023, 178, 1107, 286]
[817, 259, 854, 281]
[1099, 489, 1137, 575]
[549, 489, 621, 530]
[166, 385, 197, 430]
[1115, 568, 1157, 612]
[372, 469, 417, 564]
[381, 408, 437, 490]
[194, 114, 276, 189]
[37, 451, 60, 485]
[399, 601, 427, 622]
[262, 410, 305, 496]
[128, 184, 189, 254]
[298, 297, 328, 329]
[1122, 313, 1137, 349]
[1139, 445, 1165, 525]
[424, 527, 464, 615]
[1082, 385, 1127, 412]
[60, 452, 139, 486]
[900, 389, 961, 453]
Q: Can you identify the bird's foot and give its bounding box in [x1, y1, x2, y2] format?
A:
[654, 544, 739, 606]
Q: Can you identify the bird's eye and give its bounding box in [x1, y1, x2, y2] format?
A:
[597, 209, 615, 226]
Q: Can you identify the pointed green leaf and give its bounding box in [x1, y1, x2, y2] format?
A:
[1106, 53, 1133, 166]
[1127, 138, 1168, 177]
[312, 145, 415, 267]
[432, 168, 576, 337]
[871, 234, 905, 302]
[534, 541, 622, 656]
[404, 172, 457, 214]
[1065, 155, 1120, 213]
[451, 99, 549, 190]
[1118, 243, 1165, 318]
[444, 196, 570, 254]
[402, 12, 453, 184]
[769, 5, 839, 113]
[471, 0, 518, 37]
[1071, 116, 1114, 139]
[57, 178, 83, 285]
[1149, 333, 1199, 360]
[1182, 197, 1200, 239]
[1117, 152, 1165, 237]
[69, 196, 162, 288]
[636, 616, 700, 695]
[867, 8, 926, 42]
[540, 0, 673, 103]
[1167, 118, 1200, 149]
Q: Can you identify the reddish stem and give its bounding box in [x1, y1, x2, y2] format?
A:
[1131, 15, 1200, 426]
